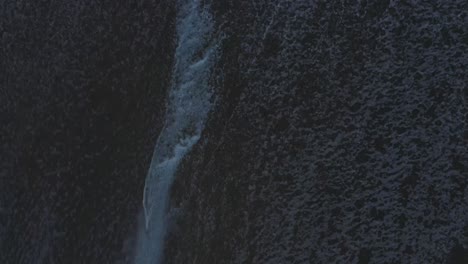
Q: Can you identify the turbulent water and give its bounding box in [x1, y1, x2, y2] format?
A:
[2, 0, 467, 263]
[134, 1, 217, 263]
[165, 1, 468, 263]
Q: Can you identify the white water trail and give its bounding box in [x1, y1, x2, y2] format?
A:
[133, 0, 217, 263]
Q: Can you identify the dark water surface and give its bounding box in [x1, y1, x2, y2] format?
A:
[1, 1, 176, 263]
[1, 0, 467, 263]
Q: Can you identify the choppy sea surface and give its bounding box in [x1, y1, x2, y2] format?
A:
[1, 0, 467, 263]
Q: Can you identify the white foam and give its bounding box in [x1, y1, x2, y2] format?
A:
[133, 0, 217, 263]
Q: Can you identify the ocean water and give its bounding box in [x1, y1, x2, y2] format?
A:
[133, 0, 217, 263]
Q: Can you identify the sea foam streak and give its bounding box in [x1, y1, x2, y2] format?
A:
[133, 0, 216, 263]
